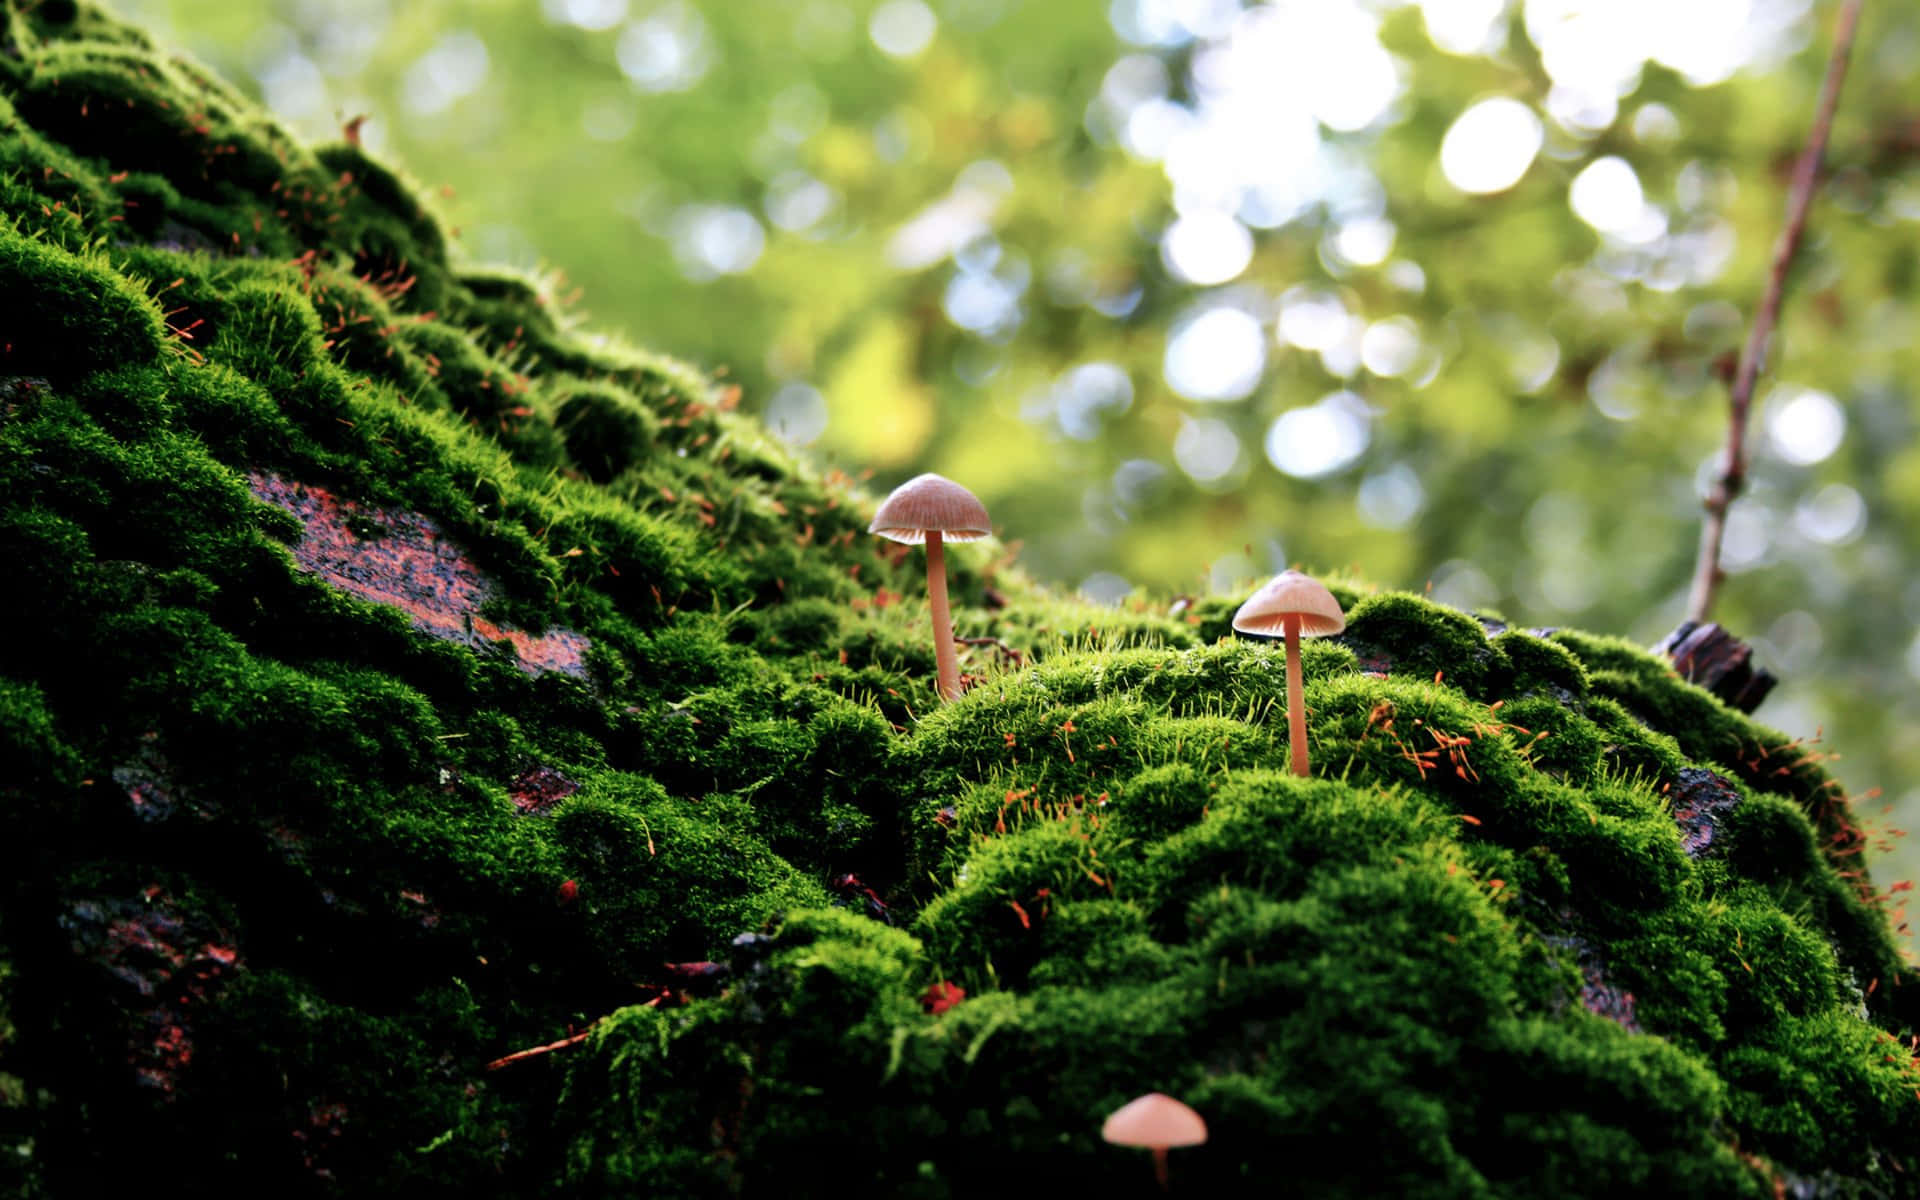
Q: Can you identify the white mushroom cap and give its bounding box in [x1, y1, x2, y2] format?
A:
[1231, 570, 1346, 638]
[868, 473, 991, 544]
[1101, 1092, 1208, 1149]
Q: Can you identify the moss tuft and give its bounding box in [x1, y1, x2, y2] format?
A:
[0, 225, 166, 374]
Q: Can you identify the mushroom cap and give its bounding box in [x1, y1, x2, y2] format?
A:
[1231, 570, 1346, 638]
[1101, 1092, 1208, 1149]
[868, 473, 991, 544]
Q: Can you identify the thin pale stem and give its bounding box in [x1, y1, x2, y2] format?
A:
[1285, 614, 1308, 777]
[1687, 0, 1864, 623]
[925, 531, 961, 702]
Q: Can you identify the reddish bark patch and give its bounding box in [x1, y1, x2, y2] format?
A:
[248, 471, 590, 679]
[111, 730, 210, 823]
[508, 764, 579, 816]
[1546, 918, 1641, 1033]
[59, 886, 242, 1098]
[292, 1099, 351, 1180]
[397, 888, 441, 930]
[112, 757, 174, 822]
[1669, 767, 1743, 858]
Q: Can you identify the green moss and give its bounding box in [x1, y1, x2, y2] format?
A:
[1, 2, 1914, 1194]
[552, 780, 828, 968]
[0, 676, 83, 855]
[1341, 591, 1513, 697]
[0, 224, 166, 374]
[1721, 1013, 1920, 1173]
[1494, 628, 1590, 700]
[314, 142, 449, 269]
[12, 39, 297, 202]
[554, 379, 662, 482]
[1136, 773, 1455, 922]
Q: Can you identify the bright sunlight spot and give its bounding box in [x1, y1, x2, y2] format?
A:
[1164, 305, 1266, 402]
[1265, 391, 1372, 479]
[1766, 386, 1846, 466]
[1569, 156, 1664, 242]
[1174, 416, 1243, 485]
[869, 0, 936, 58]
[1440, 98, 1543, 195]
[1161, 210, 1255, 285]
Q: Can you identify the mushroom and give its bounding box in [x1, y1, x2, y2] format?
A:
[868, 473, 991, 703]
[1232, 570, 1346, 777]
[1101, 1091, 1207, 1191]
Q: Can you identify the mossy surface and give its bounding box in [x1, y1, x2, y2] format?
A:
[2, 4, 1918, 1197]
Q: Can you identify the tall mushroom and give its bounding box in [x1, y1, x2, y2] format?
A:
[868, 473, 991, 703]
[1101, 1091, 1207, 1191]
[1232, 570, 1346, 777]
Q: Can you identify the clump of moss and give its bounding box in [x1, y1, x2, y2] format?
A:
[0, 3, 1916, 1198]
[0, 224, 167, 374]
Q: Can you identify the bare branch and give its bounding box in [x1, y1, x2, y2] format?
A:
[1686, 0, 1866, 623]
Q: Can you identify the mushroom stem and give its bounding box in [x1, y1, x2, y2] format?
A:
[1153, 1146, 1170, 1191]
[1284, 612, 1308, 777]
[924, 530, 961, 702]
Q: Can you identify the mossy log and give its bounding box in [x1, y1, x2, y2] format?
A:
[1, 3, 1917, 1197]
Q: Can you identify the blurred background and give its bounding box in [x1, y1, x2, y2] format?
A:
[104, 0, 1920, 910]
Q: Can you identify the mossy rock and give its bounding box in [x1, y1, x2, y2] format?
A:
[0, 3, 1917, 1198]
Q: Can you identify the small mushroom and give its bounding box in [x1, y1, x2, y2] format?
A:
[1101, 1091, 1207, 1191]
[1232, 570, 1346, 777]
[868, 473, 991, 702]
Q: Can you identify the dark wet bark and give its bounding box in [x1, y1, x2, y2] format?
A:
[1654, 621, 1777, 714]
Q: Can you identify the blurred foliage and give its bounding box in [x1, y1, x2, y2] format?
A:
[104, 0, 1920, 909]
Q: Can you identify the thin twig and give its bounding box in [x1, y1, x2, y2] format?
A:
[481, 1003, 660, 1072]
[484, 1026, 598, 1072]
[1686, 0, 1866, 623]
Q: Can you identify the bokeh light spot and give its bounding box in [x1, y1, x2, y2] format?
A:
[1721, 502, 1773, 571]
[1161, 211, 1254, 285]
[670, 205, 765, 280]
[1276, 288, 1351, 351]
[1440, 98, 1542, 194]
[403, 31, 490, 116]
[766, 382, 829, 447]
[1357, 463, 1425, 529]
[1078, 571, 1134, 606]
[1165, 306, 1266, 401]
[1331, 216, 1395, 267]
[1360, 317, 1422, 378]
[1766, 387, 1845, 465]
[1794, 483, 1866, 544]
[541, 0, 629, 31]
[1174, 416, 1243, 484]
[1570, 156, 1660, 241]
[617, 2, 713, 92]
[1419, 0, 1507, 55]
[1055, 363, 1135, 440]
[870, 0, 937, 57]
[1265, 391, 1371, 478]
